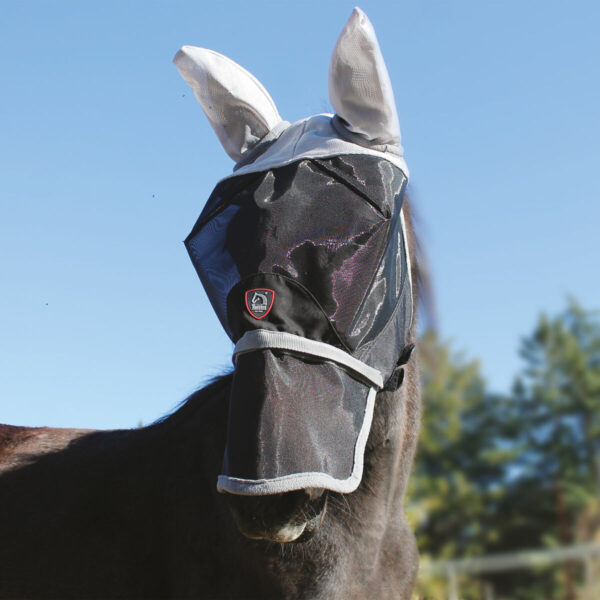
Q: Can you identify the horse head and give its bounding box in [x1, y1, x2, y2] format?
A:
[174, 8, 414, 544]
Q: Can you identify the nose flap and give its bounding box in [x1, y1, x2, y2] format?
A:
[217, 349, 377, 495]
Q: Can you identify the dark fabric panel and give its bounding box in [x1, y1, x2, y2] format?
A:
[227, 273, 349, 350]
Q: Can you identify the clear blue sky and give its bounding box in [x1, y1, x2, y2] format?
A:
[2, 1, 599, 429]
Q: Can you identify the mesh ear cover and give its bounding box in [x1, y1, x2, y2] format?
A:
[329, 7, 401, 147]
[173, 46, 283, 161]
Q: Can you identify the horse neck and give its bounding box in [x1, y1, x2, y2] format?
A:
[346, 356, 420, 520]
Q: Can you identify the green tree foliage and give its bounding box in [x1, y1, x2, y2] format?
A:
[411, 300, 600, 599]
[514, 299, 600, 525]
[408, 332, 518, 598]
[493, 300, 600, 598]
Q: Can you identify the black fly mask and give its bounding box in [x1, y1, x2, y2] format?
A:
[175, 8, 414, 495]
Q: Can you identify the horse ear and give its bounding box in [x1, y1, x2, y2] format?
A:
[328, 7, 401, 147]
[173, 46, 283, 161]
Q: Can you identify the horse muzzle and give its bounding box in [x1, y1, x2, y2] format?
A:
[226, 488, 327, 543]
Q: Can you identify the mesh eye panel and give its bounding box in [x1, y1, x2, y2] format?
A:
[185, 154, 407, 348]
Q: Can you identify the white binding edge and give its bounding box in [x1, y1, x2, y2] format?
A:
[232, 141, 409, 182]
[233, 329, 384, 389]
[217, 386, 377, 495]
[400, 206, 414, 331]
[219, 114, 409, 185]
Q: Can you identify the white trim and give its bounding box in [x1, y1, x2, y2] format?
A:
[217, 386, 377, 495]
[400, 206, 414, 331]
[233, 330, 384, 389]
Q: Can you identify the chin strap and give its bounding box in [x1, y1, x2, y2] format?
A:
[382, 343, 415, 392]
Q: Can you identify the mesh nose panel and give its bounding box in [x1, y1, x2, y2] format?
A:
[218, 350, 375, 494]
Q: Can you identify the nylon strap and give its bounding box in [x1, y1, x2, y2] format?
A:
[233, 330, 384, 389]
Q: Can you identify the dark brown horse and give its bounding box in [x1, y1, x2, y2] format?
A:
[0, 206, 420, 600]
[0, 8, 423, 599]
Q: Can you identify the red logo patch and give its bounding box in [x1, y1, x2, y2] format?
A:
[245, 288, 275, 320]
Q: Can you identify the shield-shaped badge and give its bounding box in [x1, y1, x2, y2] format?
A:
[245, 288, 275, 320]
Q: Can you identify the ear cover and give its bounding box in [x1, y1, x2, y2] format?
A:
[174, 46, 284, 161]
[329, 7, 401, 148]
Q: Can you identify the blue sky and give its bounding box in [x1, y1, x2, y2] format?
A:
[2, 1, 599, 429]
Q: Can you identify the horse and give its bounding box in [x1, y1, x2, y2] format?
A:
[0, 8, 422, 599]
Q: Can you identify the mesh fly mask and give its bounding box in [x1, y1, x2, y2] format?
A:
[175, 7, 414, 495]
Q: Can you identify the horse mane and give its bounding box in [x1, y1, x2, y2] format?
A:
[152, 372, 232, 428]
[403, 190, 434, 334]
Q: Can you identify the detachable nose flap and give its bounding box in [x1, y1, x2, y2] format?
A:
[217, 349, 377, 495]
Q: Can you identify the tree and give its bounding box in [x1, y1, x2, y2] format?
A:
[408, 332, 517, 599]
[494, 300, 600, 599]
[410, 301, 600, 599]
[515, 299, 600, 514]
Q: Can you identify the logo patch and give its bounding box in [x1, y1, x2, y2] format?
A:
[245, 288, 275, 320]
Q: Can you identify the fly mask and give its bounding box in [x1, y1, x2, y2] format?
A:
[174, 8, 414, 496]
